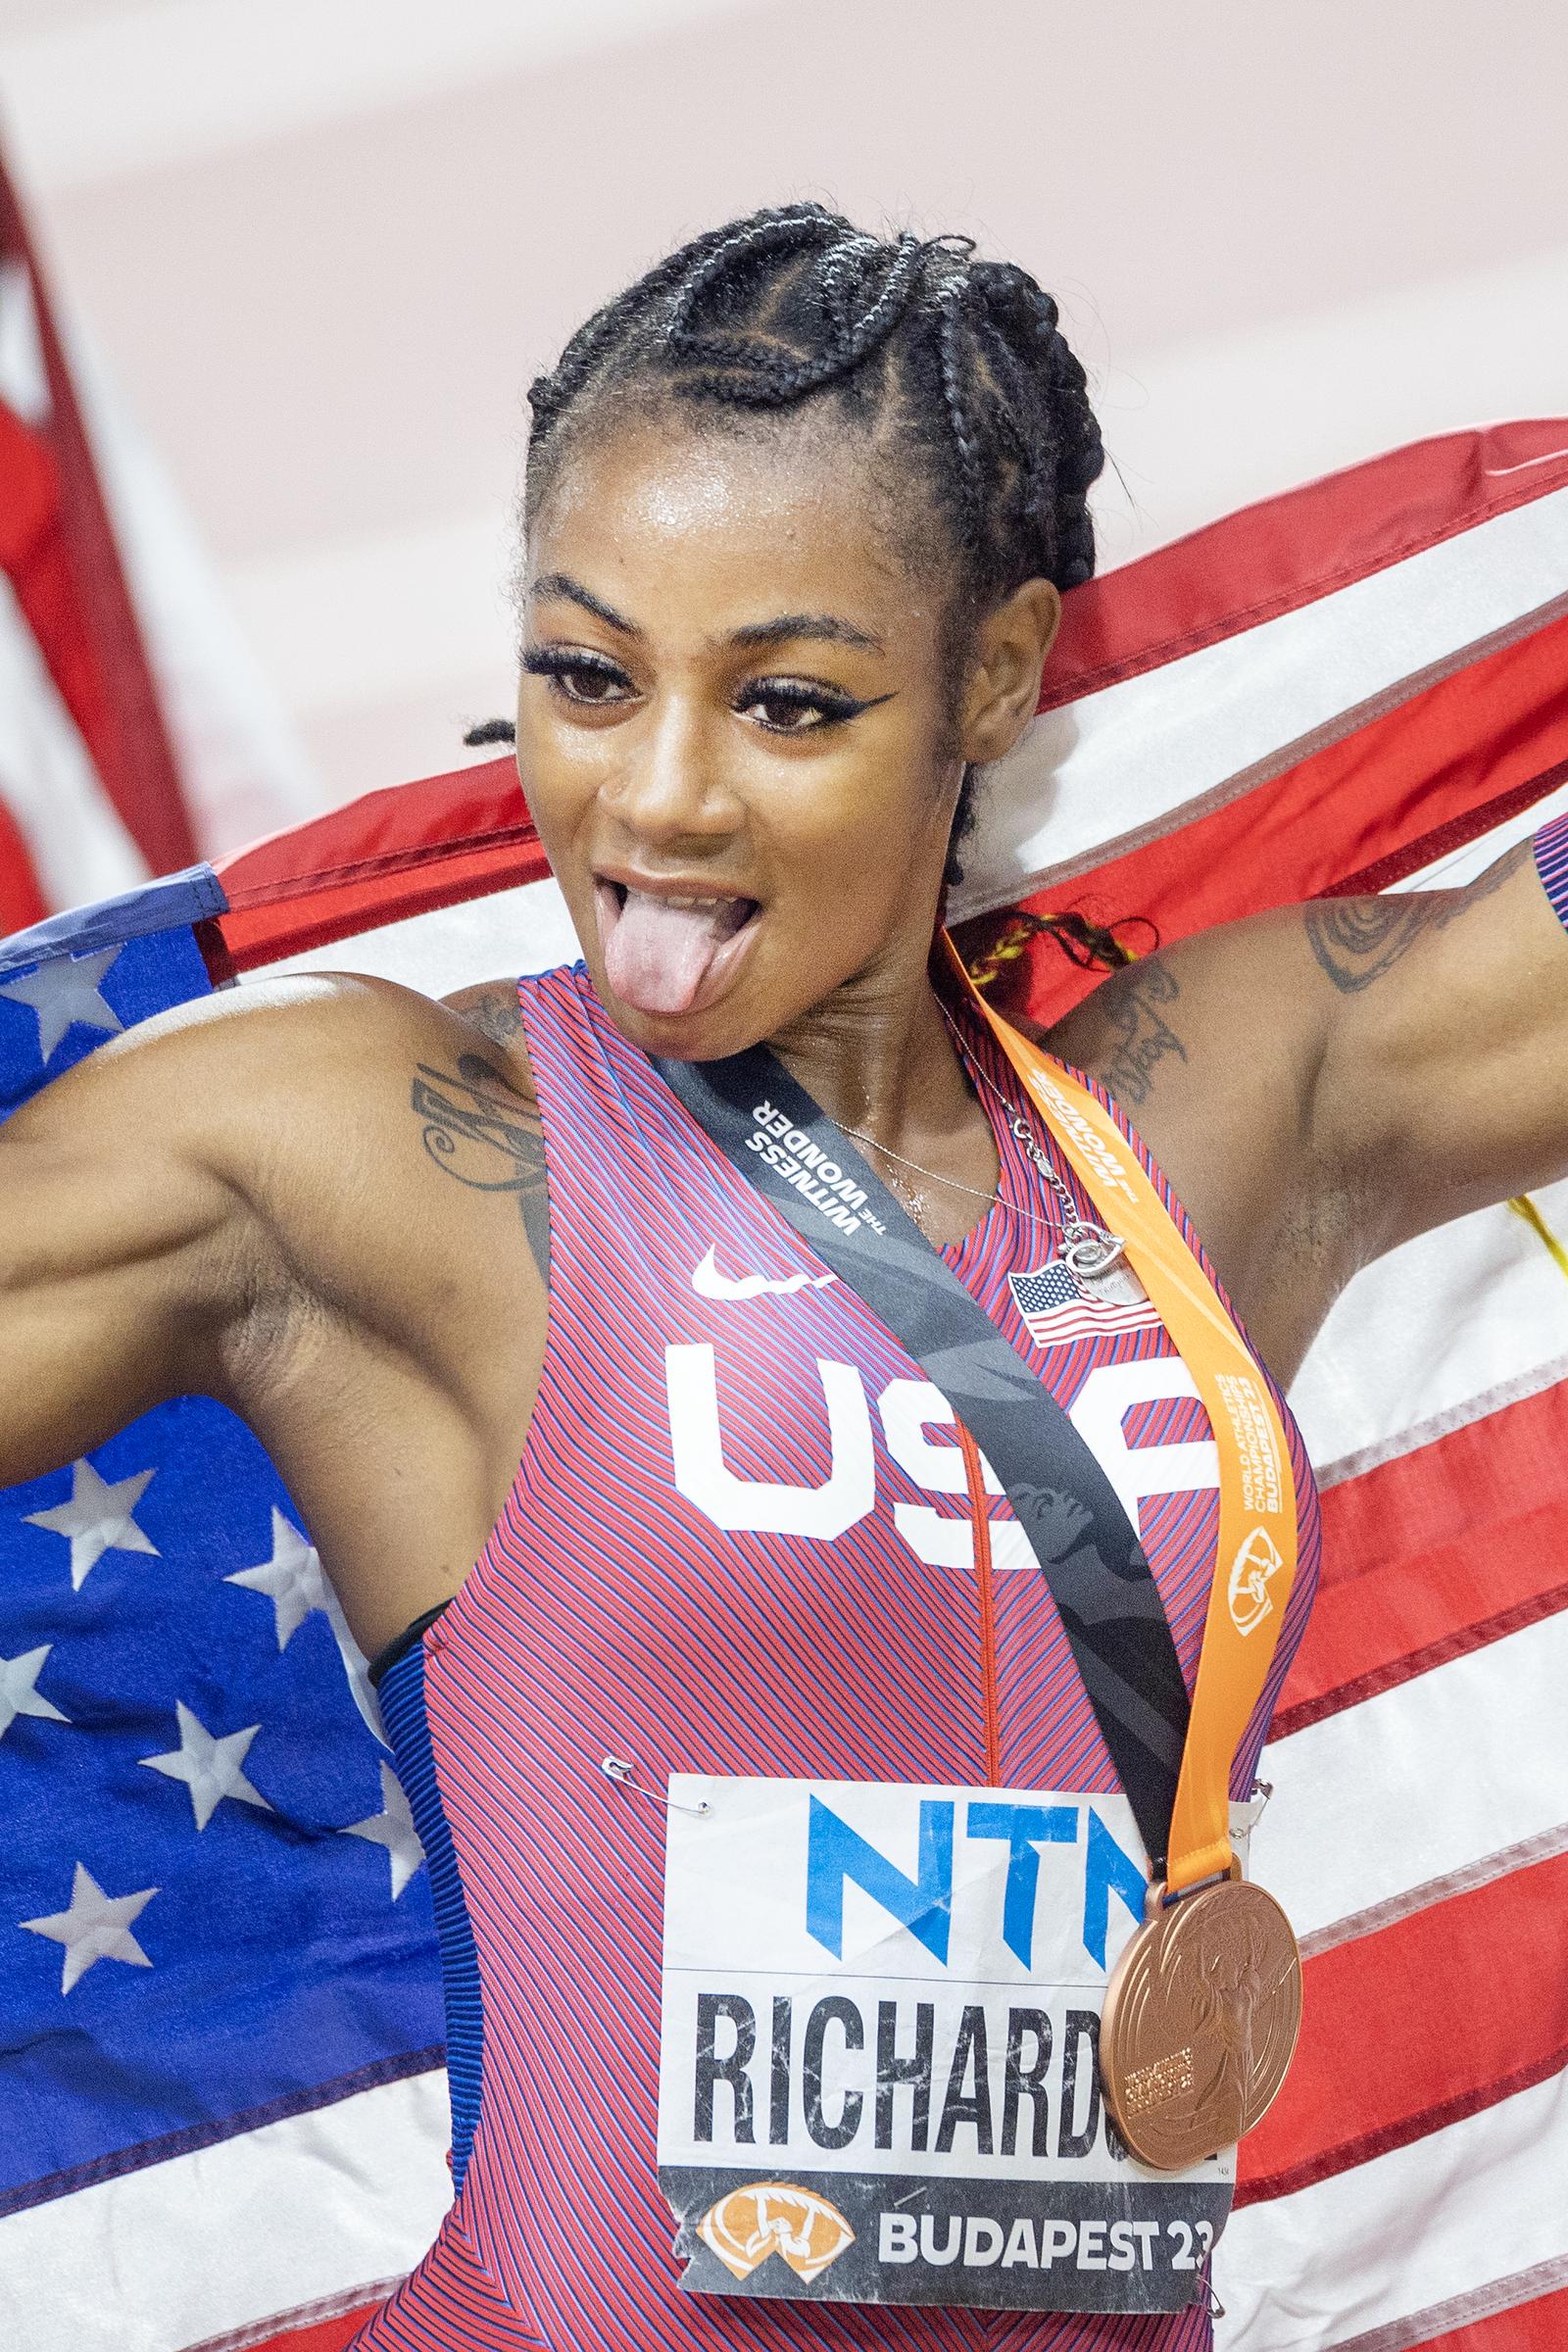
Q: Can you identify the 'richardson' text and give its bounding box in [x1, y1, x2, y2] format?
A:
[693, 1991, 1121, 2165]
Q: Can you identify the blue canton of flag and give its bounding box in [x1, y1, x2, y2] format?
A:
[0, 877, 443, 2223]
[1006, 1255, 1163, 1350]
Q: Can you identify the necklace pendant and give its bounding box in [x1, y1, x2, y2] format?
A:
[1063, 1228, 1129, 1282]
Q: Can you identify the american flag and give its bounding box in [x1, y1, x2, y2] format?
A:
[0, 136, 315, 940]
[0, 886, 448, 2352]
[1007, 1256, 1164, 1349]
[2, 419, 1566, 2351]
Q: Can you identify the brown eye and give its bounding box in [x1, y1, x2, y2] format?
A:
[734, 680, 867, 734]
[560, 665, 630, 706]
[521, 647, 635, 707]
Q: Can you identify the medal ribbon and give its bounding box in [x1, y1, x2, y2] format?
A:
[940, 933, 1298, 1891]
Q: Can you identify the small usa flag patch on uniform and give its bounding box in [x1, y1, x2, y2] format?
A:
[1007, 1257, 1162, 1349]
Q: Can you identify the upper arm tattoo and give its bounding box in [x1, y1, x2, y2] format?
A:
[453, 983, 525, 1052]
[1304, 844, 1533, 994]
[410, 1052, 550, 1283]
[1092, 959, 1188, 1106]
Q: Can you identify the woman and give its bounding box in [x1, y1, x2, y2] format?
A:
[3, 207, 1565, 2349]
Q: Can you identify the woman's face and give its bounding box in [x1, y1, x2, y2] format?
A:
[516, 410, 974, 1060]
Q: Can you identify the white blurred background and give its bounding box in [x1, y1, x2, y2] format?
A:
[1, 0, 1565, 838]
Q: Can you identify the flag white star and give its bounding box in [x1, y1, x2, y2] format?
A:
[0, 947, 123, 1063]
[0, 1645, 70, 1740]
[24, 1458, 158, 1592]
[22, 1863, 158, 1994]
[140, 1701, 273, 1832]
[225, 1507, 328, 1647]
[342, 1761, 424, 1899]
[226, 1507, 386, 1746]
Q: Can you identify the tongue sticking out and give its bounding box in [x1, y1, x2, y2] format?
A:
[602, 887, 752, 1016]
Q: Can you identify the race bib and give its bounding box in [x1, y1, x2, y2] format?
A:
[659, 1776, 1252, 2314]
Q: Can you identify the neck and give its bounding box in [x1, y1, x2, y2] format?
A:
[767, 927, 980, 1158]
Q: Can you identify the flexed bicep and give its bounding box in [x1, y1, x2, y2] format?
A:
[0, 1035, 256, 1489]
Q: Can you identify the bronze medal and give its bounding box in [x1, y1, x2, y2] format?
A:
[1100, 1878, 1302, 2173]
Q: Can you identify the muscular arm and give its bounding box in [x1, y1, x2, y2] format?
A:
[0, 973, 553, 1653]
[1302, 839, 1568, 1251]
[0, 1006, 269, 1489]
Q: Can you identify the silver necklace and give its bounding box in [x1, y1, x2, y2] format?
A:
[833, 1011, 1128, 1281]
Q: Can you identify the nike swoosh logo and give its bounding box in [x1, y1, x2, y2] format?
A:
[692, 1245, 837, 1300]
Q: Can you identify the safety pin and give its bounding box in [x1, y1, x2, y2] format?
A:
[601, 1756, 710, 1815]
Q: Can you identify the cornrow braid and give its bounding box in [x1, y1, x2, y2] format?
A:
[522, 204, 1107, 876]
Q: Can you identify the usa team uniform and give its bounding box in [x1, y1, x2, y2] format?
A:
[361, 963, 1321, 2351]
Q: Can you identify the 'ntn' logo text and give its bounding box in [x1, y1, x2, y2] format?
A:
[807, 1794, 1147, 1974]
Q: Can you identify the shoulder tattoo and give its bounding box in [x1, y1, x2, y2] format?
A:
[1091, 958, 1188, 1107]
[454, 982, 525, 1051]
[410, 1050, 550, 1283]
[1304, 844, 1532, 995]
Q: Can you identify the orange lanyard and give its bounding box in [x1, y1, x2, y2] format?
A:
[942, 936, 1298, 1893]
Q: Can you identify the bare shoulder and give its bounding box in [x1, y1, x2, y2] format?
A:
[1042, 906, 1328, 1126]
[41, 970, 466, 1148]
[18, 968, 546, 1264]
[439, 975, 537, 1098]
[1035, 909, 1349, 1382]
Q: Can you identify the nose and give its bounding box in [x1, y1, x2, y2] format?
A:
[599, 686, 741, 850]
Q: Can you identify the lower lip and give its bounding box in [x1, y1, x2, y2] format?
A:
[592, 882, 764, 1021]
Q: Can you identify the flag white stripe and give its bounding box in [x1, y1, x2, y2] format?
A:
[182, 2278, 409, 2352]
[0, 2070, 450, 2352]
[1216, 2065, 1568, 2352]
[0, 572, 147, 912]
[1313, 1348, 1568, 1493]
[260, 875, 581, 1000]
[951, 485, 1568, 919]
[1255, 1609, 1568, 1942]
[1300, 1820, 1568, 1962]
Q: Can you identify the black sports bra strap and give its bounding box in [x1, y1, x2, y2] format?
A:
[368, 1599, 454, 1690]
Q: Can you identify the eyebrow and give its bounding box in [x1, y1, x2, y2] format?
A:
[727, 612, 884, 655]
[530, 572, 639, 634]
[530, 572, 883, 657]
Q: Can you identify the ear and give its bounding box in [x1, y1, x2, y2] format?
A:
[958, 579, 1061, 764]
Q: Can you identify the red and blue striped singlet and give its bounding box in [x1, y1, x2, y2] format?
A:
[359, 961, 1321, 2352]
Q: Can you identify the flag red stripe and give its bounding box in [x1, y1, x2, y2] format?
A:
[1410, 2284, 1568, 2352]
[1274, 1380, 1568, 1734]
[207, 432, 1568, 973]
[1018, 609, 1568, 1024]
[214, 836, 543, 972]
[0, 797, 48, 934]
[1325, 751, 1568, 898]
[1236, 1848, 1568, 2203]
[1042, 421, 1568, 710]
[193, 2297, 387, 2352]
[253, 2313, 379, 2352]
[0, 153, 195, 878]
[217, 762, 530, 902]
[213, 761, 545, 970]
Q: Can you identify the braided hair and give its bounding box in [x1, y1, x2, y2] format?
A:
[522, 204, 1106, 876]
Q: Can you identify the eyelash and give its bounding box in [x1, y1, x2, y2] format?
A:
[520, 646, 871, 734]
